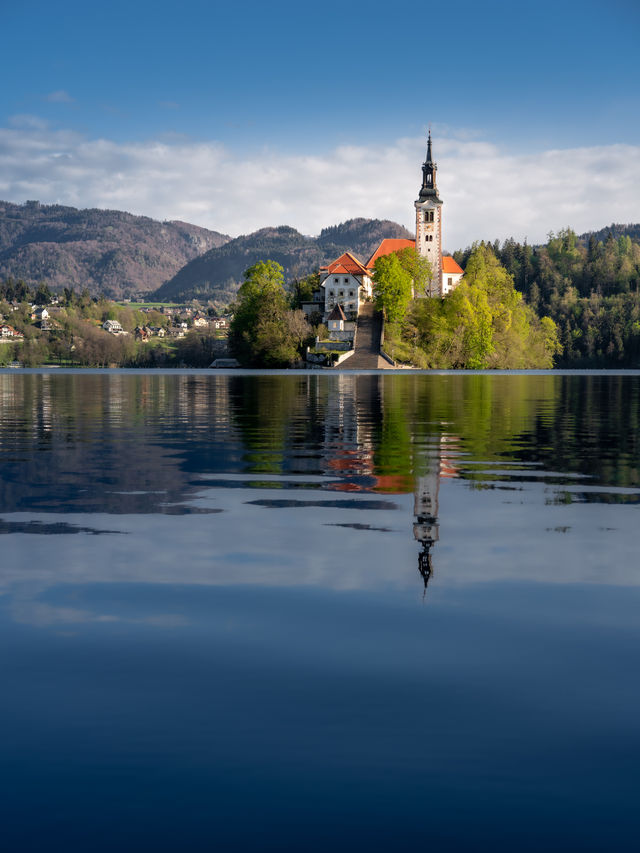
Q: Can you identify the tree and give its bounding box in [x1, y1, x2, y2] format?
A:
[175, 329, 223, 367]
[34, 281, 52, 305]
[290, 273, 320, 309]
[395, 248, 433, 297]
[229, 260, 311, 367]
[372, 253, 413, 322]
[393, 245, 561, 369]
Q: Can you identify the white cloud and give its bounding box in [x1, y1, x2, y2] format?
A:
[1, 118, 639, 247]
[45, 90, 74, 103]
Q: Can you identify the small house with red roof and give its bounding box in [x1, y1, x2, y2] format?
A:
[327, 303, 347, 333]
[319, 251, 372, 320]
[0, 323, 24, 341]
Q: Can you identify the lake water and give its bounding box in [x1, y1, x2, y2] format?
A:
[1, 369, 639, 851]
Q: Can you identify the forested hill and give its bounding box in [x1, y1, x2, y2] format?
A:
[0, 200, 230, 299]
[151, 218, 413, 303]
[579, 223, 640, 244]
[453, 225, 640, 367]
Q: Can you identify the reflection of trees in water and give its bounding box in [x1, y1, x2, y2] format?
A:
[0, 373, 238, 514]
[3, 371, 636, 522]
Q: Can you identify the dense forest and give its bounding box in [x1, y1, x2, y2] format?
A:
[453, 227, 640, 367]
[379, 246, 561, 369]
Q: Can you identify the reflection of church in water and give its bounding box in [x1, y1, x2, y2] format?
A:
[413, 471, 439, 594]
[411, 441, 457, 594]
[312, 374, 458, 595]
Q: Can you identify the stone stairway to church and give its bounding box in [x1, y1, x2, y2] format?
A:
[335, 303, 390, 370]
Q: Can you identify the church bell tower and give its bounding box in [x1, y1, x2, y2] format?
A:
[415, 130, 443, 296]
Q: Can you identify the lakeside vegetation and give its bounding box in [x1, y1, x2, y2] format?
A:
[3, 225, 640, 369]
[0, 280, 229, 368]
[228, 261, 322, 367]
[374, 227, 640, 369]
[377, 245, 561, 368]
[455, 228, 640, 367]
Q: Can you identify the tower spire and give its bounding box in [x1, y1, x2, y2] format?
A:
[419, 129, 439, 201]
[414, 126, 444, 295]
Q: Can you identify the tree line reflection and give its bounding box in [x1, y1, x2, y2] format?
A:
[2, 370, 639, 594]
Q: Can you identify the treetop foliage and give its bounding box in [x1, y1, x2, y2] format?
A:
[387, 244, 561, 369]
[229, 261, 314, 367]
[453, 227, 640, 366]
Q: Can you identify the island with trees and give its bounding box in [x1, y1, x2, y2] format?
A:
[1, 225, 639, 370]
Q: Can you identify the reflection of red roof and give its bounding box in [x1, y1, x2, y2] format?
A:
[321, 252, 369, 276]
[329, 482, 363, 492]
[366, 238, 415, 269]
[372, 474, 415, 494]
[442, 256, 463, 274]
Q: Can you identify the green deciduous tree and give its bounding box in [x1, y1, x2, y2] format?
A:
[388, 245, 561, 369]
[395, 248, 433, 297]
[372, 253, 413, 323]
[290, 272, 320, 309]
[229, 261, 312, 367]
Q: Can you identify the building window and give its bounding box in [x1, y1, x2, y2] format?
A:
[349, 290, 354, 297]
[339, 291, 344, 297]
[344, 278, 349, 284]
[334, 277, 339, 283]
[424, 210, 434, 223]
[448, 277, 453, 287]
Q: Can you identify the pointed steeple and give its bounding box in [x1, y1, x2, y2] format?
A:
[418, 129, 440, 201]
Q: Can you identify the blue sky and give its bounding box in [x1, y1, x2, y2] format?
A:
[2, 0, 639, 246]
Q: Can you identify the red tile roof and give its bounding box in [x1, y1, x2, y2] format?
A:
[321, 252, 369, 276]
[442, 256, 463, 274]
[365, 238, 416, 269]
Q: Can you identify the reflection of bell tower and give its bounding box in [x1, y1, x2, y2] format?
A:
[413, 472, 440, 595]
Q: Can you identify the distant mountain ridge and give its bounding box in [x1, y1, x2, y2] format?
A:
[151, 218, 414, 303]
[578, 223, 640, 244]
[0, 200, 230, 299]
[2, 198, 636, 305]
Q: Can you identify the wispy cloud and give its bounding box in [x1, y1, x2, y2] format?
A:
[1, 118, 639, 247]
[45, 90, 74, 103]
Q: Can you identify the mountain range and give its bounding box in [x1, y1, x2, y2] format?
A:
[0, 200, 229, 300]
[152, 219, 414, 304]
[1, 199, 638, 305]
[0, 200, 413, 304]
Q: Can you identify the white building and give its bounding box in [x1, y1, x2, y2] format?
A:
[327, 304, 347, 333]
[441, 256, 464, 295]
[102, 319, 124, 334]
[320, 252, 373, 319]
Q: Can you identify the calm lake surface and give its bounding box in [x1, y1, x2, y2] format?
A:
[1, 369, 639, 851]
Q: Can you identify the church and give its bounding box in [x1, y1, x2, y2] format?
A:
[319, 132, 463, 321]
